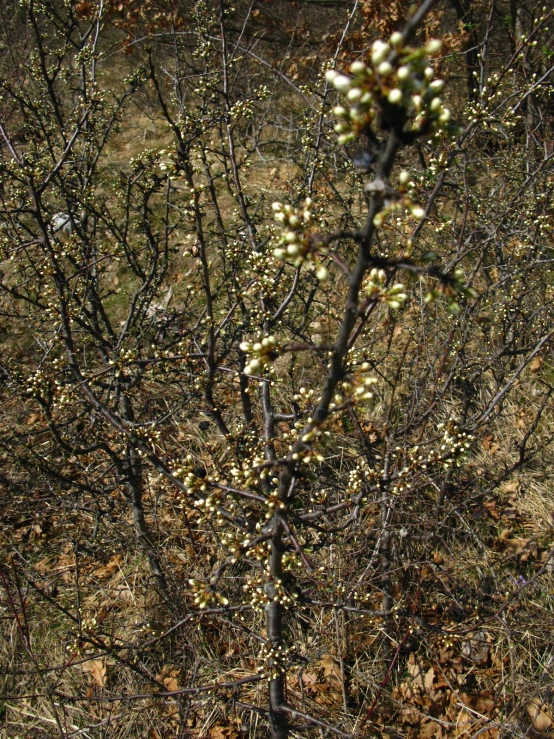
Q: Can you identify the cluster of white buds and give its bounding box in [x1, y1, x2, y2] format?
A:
[391, 424, 474, 494]
[193, 492, 222, 515]
[158, 148, 178, 176]
[330, 362, 378, 409]
[327, 35, 454, 144]
[293, 386, 315, 404]
[230, 454, 266, 487]
[188, 579, 229, 609]
[369, 169, 426, 227]
[291, 447, 325, 464]
[424, 269, 478, 316]
[220, 531, 260, 563]
[25, 368, 49, 399]
[256, 642, 296, 680]
[265, 490, 286, 518]
[272, 199, 328, 280]
[244, 577, 298, 613]
[66, 614, 99, 654]
[363, 268, 407, 308]
[346, 462, 372, 497]
[173, 455, 209, 494]
[240, 335, 280, 375]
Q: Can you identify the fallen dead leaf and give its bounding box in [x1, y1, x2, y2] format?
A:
[82, 659, 107, 688]
[320, 654, 343, 702]
[498, 530, 539, 561]
[407, 653, 426, 689]
[92, 554, 123, 579]
[209, 725, 239, 739]
[419, 720, 444, 738]
[424, 666, 436, 691]
[527, 697, 554, 733]
[482, 434, 500, 454]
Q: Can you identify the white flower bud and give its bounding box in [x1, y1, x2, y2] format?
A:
[439, 108, 451, 122]
[332, 74, 352, 92]
[411, 206, 425, 219]
[390, 32, 403, 48]
[239, 341, 251, 352]
[424, 66, 434, 80]
[388, 88, 403, 104]
[425, 39, 442, 55]
[378, 61, 393, 77]
[350, 60, 367, 75]
[338, 132, 355, 145]
[285, 231, 298, 243]
[430, 97, 442, 111]
[286, 244, 299, 256]
[398, 170, 410, 185]
[347, 87, 362, 102]
[430, 79, 444, 93]
[288, 215, 300, 228]
[271, 201, 282, 211]
[253, 342, 262, 352]
[397, 65, 411, 81]
[315, 264, 328, 281]
[371, 40, 390, 65]
[333, 105, 348, 118]
[274, 248, 286, 260]
[325, 69, 338, 83]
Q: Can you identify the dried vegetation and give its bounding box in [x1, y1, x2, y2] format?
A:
[0, 1, 554, 738]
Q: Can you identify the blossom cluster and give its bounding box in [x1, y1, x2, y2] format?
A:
[188, 579, 229, 609]
[391, 424, 474, 495]
[326, 35, 453, 144]
[240, 335, 280, 375]
[256, 642, 296, 681]
[363, 268, 407, 308]
[272, 199, 328, 280]
[330, 362, 378, 409]
[424, 268, 478, 316]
